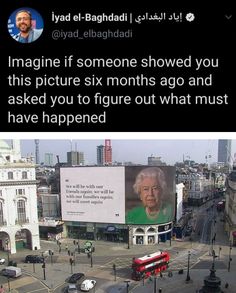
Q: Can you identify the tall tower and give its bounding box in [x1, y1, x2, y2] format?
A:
[97, 145, 104, 166]
[104, 139, 112, 165]
[35, 139, 40, 165]
[218, 140, 231, 165]
[44, 153, 54, 166]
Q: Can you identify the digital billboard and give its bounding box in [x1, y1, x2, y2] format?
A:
[61, 167, 125, 223]
[125, 166, 176, 225]
[61, 166, 176, 225]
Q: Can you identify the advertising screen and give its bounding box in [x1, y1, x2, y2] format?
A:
[125, 166, 176, 225]
[61, 166, 125, 223]
[61, 165, 175, 225]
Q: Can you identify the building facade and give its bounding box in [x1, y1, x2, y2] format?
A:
[218, 140, 231, 165]
[224, 169, 236, 246]
[104, 139, 112, 165]
[177, 173, 214, 206]
[97, 140, 112, 166]
[0, 140, 40, 254]
[148, 156, 166, 166]
[44, 153, 54, 166]
[97, 145, 104, 165]
[67, 151, 84, 166]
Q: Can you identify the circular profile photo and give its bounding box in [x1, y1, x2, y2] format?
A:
[8, 7, 44, 43]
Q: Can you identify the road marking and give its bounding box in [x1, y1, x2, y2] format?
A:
[25, 288, 47, 293]
[5, 276, 37, 289]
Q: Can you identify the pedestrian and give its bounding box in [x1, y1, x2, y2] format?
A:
[68, 249, 70, 256]
[0, 285, 5, 293]
[225, 282, 229, 288]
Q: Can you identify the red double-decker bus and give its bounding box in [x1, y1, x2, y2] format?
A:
[131, 251, 170, 280]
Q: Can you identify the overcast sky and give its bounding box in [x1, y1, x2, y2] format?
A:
[15, 138, 236, 165]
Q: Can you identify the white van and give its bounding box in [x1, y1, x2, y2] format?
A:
[1, 266, 22, 278]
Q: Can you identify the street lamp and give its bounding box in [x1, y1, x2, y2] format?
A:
[218, 246, 222, 260]
[127, 226, 132, 249]
[42, 262, 46, 280]
[124, 280, 130, 293]
[32, 260, 36, 273]
[90, 250, 93, 268]
[49, 250, 53, 265]
[153, 275, 157, 293]
[7, 276, 10, 292]
[69, 258, 73, 274]
[57, 241, 61, 253]
[228, 241, 232, 272]
[127, 226, 130, 249]
[73, 249, 76, 266]
[186, 251, 191, 282]
[113, 263, 117, 281]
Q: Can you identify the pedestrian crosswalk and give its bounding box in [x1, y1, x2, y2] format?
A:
[99, 246, 206, 273]
[101, 256, 133, 269]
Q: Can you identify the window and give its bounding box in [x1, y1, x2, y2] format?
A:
[195, 182, 200, 192]
[147, 227, 156, 233]
[16, 189, 25, 196]
[136, 228, 145, 233]
[22, 171, 28, 179]
[8, 171, 13, 180]
[0, 201, 3, 225]
[17, 200, 26, 223]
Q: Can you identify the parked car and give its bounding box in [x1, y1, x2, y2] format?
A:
[1, 266, 22, 278]
[64, 284, 78, 293]
[80, 279, 96, 292]
[0, 259, 5, 265]
[66, 273, 85, 284]
[25, 255, 44, 263]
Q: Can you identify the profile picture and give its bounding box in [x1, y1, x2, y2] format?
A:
[8, 7, 44, 43]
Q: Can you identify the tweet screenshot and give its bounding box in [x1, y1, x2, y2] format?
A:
[0, 2, 233, 132]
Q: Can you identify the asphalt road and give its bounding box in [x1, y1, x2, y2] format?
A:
[0, 199, 234, 292]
